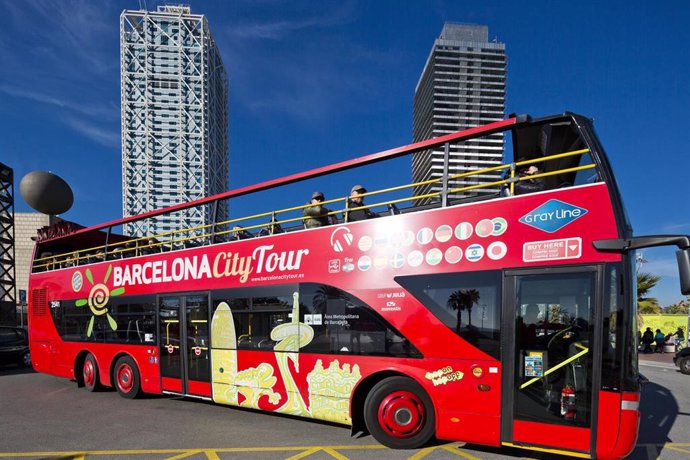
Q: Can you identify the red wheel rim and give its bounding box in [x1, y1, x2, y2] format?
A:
[83, 359, 95, 387]
[117, 363, 134, 393]
[377, 390, 425, 439]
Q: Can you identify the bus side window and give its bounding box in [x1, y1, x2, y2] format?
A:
[298, 283, 419, 357]
[235, 313, 253, 349]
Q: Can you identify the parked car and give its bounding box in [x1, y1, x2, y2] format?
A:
[0, 326, 31, 367]
[674, 347, 690, 374]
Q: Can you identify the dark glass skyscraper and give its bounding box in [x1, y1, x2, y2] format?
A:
[413, 23, 506, 203]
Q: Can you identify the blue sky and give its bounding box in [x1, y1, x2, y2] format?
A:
[1, 0, 689, 306]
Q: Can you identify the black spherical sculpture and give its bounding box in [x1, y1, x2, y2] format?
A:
[20, 171, 74, 215]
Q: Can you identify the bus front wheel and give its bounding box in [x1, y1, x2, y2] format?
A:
[363, 376, 435, 449]
[113, 356, 142, 399]
[82, 354, 102, 392]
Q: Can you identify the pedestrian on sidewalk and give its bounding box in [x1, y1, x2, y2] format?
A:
[642, 327, 654, 353]
[674, 327, 685, 351]
[654, 329, 666, 353]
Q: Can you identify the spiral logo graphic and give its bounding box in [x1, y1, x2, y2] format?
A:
[74, 265, 125, 337]
[87, 283, 110, 316]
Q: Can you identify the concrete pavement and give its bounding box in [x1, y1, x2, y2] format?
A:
[639, 348, 677, 370]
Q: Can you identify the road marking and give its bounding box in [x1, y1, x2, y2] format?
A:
[321, 447, 350, 460]
[408, 443, 479, 460]
[204, 451, 221, 460]
[285, 447, 320, 460]
[5, 443, 690, 459]
[665, 444, 690, 454]
[0, 445, 387, 459]
[164, 449, 223, 460]
[637, 443, 690, 458]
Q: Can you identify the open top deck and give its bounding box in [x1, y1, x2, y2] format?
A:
[31, 112, 626, 272]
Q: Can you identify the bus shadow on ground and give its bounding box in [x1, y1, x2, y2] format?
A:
[629, 379, 678, 459]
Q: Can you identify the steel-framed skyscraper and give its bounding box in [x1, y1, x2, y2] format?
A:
[120, 5, 228, 237]
[412, 23, 506, 204]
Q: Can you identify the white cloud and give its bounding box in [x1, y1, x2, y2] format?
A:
[18, 0, 117, 74]
[0, 85, 67, 108]
[643, 258, 680, 278]
[228, 4, 356, 40]
[0, 84, 118, 119]
[217, 3, 401, 122]
[63, 116, 120, 148]
[663, 222, 690, 232]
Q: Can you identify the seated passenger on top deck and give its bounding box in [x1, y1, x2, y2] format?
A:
[303, 191, 338, 228]
[231, 226, 253, 241]
[347, 185, 376, 221]
[258, 222, 283, 237]
[514, 165, 546, 195]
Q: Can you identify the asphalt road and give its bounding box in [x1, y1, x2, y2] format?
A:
[0, 359, 688, 460]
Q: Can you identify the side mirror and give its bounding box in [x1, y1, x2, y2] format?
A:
[678, 248, 690, 295]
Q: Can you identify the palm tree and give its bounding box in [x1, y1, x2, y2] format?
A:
[462, 289, 480, 327]
[637, 272, 661, 314]
[447, 289, 481, 331]
[447, 290, 466, 332]
[312, 285, 344, 313]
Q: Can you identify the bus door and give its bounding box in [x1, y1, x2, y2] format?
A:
[158, 294, 211, 398]
[502, 268, 599, 456]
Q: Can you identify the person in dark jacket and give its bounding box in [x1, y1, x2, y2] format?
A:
[641, 327, 654, 353]
[514, 165, 546, 195]
[231, 226, 253, 240]
[347, 185, 376, 221]
[303, 191, 336, 228]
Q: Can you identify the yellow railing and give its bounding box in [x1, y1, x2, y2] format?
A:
[33, 148, 594, 271]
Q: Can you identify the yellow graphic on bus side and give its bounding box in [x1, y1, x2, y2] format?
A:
[210, 294, 362, 425]
[307, 359, 361, 424]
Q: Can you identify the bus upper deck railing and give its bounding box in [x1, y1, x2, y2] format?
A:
[32, 147, 595, 272]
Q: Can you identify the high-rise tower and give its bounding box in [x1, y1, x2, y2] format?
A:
[412, 23, 506, 203]
[121, 5, 228, 237]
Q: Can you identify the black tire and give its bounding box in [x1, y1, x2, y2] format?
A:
[679, 357, 690, 375]
[363, 376, 435, 449]
[113, 356, 142, 399]
[18, 350, 31, 368]
[82, 353, 102, 392]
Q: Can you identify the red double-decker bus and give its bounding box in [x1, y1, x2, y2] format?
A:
[28, 113, 690, 459]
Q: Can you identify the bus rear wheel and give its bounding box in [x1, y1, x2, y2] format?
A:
[113, 356, 141, 399]
[82, 353, 102, 392]
[363, 376, 435, 449]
